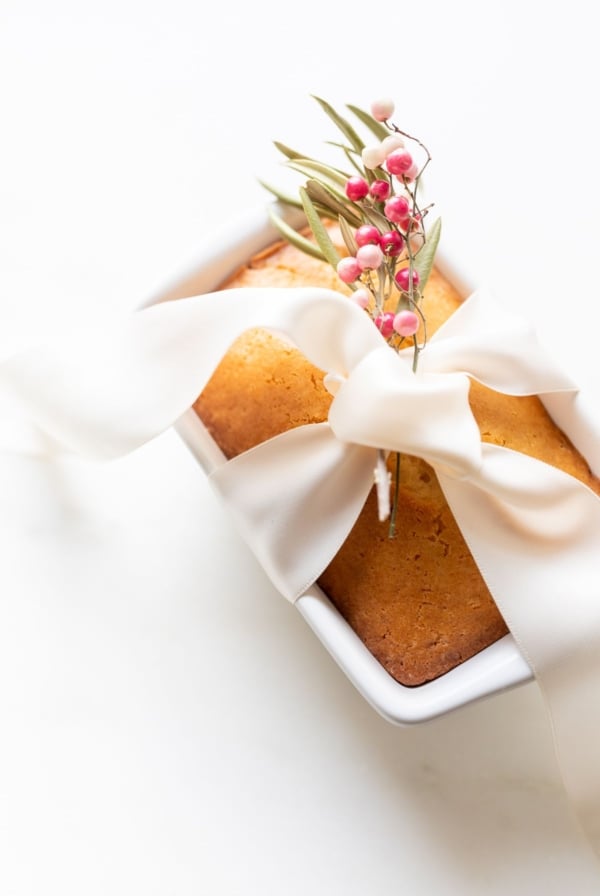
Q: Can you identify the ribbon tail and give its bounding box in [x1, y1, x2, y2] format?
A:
[437, 443, 600, 856]
[0, 287, 379, 460]
[209, 422, 376, 602]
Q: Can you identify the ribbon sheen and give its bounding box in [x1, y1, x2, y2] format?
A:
[1, 285, 599, 855]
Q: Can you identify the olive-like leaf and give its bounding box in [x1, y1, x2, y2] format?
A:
[305, 179, 362, 227]
[303, 176, 352, 210]
[286, 158, 349, 187]
[258, 179, 303, 209]
[312, 95, 365, 154]
[413, 216, 441, 289]
[273, 141, 311, 161]
[267, 207, 326, 261]
[346, 104, 389, 141]
[361, 205, 390, 232]
[325, 140, 358, 154]
[299, 186, 341, 268]
[347, 153, 365, 178]
[338, 214, 357, 255]
[303, 179, 344, 212]
[325, 140, 364, 175]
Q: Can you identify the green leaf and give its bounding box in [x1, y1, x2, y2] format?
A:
[299, 186, 341, 269]
[346, 104, 390, 141]
[312, 95, 365, 154]
[303, 176, 352, 212]
[304, 179, 362, 227]
[361, 205, 390, 232]
[413, 217, 442, 289]
[324, 141, 364, 177]
[325, 140, 359, 154]
[338, 214, 357, 255]
[286, 158, 349, 187]
[273, 141, 310, 161]
[339, 145, 365, 178]
[258, 179, 303, 209]
[267, 208, 326, 261]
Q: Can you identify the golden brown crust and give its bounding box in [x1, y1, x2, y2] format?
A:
[194, 240, 600, 686]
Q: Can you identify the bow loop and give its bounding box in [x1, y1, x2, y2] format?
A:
[413, 287, 577, 395]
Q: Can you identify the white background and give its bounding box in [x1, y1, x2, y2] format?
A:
[1, 1, 600, 892]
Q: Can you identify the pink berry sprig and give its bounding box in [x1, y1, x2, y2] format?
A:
[328, 97, 439, 371]
[264, 94, 440, 368]
[263, 95, 441, 533]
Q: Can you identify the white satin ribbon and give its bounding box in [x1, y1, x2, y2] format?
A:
[1, 285, 599, 854]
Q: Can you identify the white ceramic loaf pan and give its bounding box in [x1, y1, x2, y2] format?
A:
[148, 205, 600, 725]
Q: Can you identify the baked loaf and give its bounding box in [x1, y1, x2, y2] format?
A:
[194, 237, 600, 686]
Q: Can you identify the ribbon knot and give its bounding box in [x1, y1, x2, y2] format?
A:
[328, 343, 483, 480]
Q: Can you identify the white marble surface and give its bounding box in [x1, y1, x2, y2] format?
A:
[1, 1, 600, 892]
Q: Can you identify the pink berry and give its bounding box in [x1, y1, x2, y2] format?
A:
[385, 149, 414, 175]
[369, 179, 391, 201]
[384, 195, 410, 223]
[353, 288, 371, 309]
[355, 224, 381, 247]
[396, 211, 422, 234]
[393, 310, 420, 337]
[408, 211, 423, 231]
[401, 161, 420, 182]
[374, 311, 395, 338]
[371, 98, 395, 122]
[356, 244, 384, 270]
[380, 230, 404, 256]
[345, 176, 369, 201]
[337, 256, 362, 283]
[395, 267, 420, 292]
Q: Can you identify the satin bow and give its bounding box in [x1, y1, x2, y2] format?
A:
[206, 287, 585, 602]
